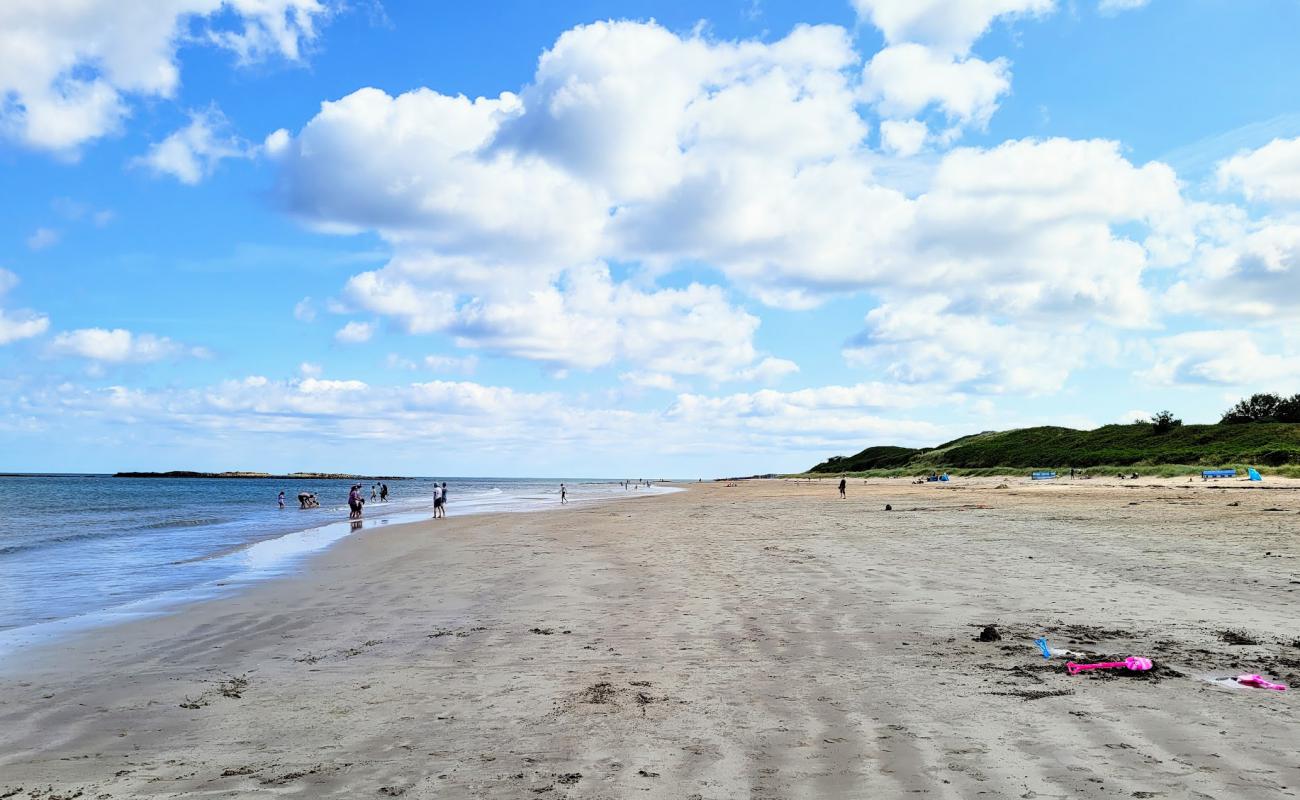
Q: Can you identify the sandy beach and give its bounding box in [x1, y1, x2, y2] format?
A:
[2, 477, 1298, 798]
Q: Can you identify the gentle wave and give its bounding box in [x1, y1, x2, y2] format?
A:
[135, 517, 228, 531]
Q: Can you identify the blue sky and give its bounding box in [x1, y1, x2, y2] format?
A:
[2, 0, 1299, 476]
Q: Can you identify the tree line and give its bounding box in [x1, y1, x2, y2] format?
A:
[1148, 392, 1300, 433]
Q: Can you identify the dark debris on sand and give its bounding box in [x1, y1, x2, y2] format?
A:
[1218, 628, 1261, 646]
[582, 683, 616, 704]
[219, 674, 249, 699]
[989, 688, 1075, 701]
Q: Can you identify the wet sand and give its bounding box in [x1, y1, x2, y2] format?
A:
[2, 477, 1298, 798]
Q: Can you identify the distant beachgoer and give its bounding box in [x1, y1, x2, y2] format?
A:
[433, 484, 444, 518]
[371, 484, 378, 500]
[278, 490, 285, 509]
[441, 482, 448, 514]
[380, 483, 388, 502]
[838, 478, 846, 498]
[560, 483, 567, 504]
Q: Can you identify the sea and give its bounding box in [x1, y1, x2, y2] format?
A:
[0, 475, 679, 651]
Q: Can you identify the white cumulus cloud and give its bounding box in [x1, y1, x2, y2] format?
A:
[879, 118, 929, 157]
[25, 227, 60, 251]
[850, 0, 1056, 54]
[49, 327, 206, 363]
[0, 0, 329, 155]
[0, 269, 51, 345]
[1144, 332, 1300, 387]
[334, 320, 375, 344]
[266, 21, 1203, 395]
[862, 44, 1011, 127]
[134, 106, 253, 184]
[1217, 137, 1300, 204]
[843, 296, 1105, 394]
[1166, 215, 1300, 320]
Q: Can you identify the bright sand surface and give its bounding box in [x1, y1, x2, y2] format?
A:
[2, 477, 1298, 798]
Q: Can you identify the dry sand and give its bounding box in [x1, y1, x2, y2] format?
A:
[1, 477, 1298, 799]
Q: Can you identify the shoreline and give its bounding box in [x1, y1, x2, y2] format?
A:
[0, 483, 683, 661]
[2, 478, 1296, 797]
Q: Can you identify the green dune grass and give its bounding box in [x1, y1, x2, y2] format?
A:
[805, 423, 1300, 478]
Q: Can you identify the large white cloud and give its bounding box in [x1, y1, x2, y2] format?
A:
[905, 137, 1185, 325]
[272, 86, 606, 263]
[843, 296, 1106, 394]
[267, 20, 1206, 395]
[1144, 332, 1300, 387]
[494, 22, 865, 200]
[1166, 218, 1300, 321]
[342, 260, 788, 382]
[0, 0, 327, 154]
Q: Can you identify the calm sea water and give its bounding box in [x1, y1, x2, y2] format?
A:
[0, 475, 678, 646]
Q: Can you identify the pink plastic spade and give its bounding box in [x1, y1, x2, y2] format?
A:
[1066, 656, 1153, 675]
[1236, 674, 1288, 691]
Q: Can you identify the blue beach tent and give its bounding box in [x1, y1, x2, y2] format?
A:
[1248, 467, 1263, 481]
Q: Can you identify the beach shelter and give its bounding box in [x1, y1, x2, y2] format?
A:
[1248, 467, 1263, 481]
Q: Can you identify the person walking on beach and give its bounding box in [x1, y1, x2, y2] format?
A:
[560, 483, 567, 504]
[433, 483, 444, 518]
[440, 482, 448, 514]
[371, 484, 378, 500]
[380, 483, 388, 502]
[838, 478, 846, 498]
[278, 490, 285, 509]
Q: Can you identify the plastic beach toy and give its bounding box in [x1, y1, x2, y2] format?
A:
[1067, 656, 1153, 675]
[1035, 637, 1052, 659]
[1236, 674, 1288, 691]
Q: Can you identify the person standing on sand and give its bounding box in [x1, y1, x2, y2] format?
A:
[440, 482, 448, 514]
[838, 478, 846, 498]
[278, 490, 285, 509]
[432, 483, 444, 518]
[560, 484, 567, 504]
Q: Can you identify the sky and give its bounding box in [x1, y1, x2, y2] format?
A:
[3, 0, 1300, 477]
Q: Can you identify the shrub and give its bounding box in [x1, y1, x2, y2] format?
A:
[1151, 410, 1182, 434]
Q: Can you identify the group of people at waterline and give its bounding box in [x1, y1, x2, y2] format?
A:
[348, 482, 402, 519]
[271, 479, 654, 518]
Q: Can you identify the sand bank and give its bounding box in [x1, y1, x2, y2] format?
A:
[2, 477, 1298, 798]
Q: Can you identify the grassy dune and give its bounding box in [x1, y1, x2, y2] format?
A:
[807, 423, 1300, 477]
